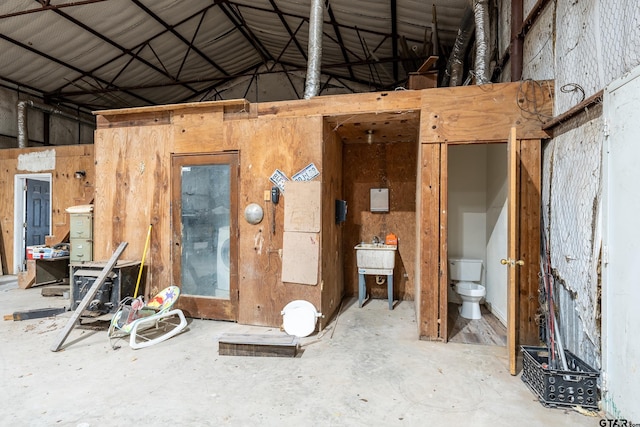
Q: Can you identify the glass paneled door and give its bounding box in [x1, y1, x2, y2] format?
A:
[172, 153, 238, 321]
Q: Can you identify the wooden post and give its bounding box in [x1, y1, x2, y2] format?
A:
[50, 242, 127, 352]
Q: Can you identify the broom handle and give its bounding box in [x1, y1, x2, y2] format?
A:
[134, 224, 152, 298]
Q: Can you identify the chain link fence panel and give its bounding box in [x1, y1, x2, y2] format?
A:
[555, 0, 640, 114]
[542, 116, 603, 369]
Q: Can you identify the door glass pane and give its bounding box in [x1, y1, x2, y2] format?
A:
[180, 164, 230, 299]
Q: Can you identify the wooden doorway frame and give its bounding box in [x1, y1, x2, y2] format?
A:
[171, 152, 239, 321]
[418, 133, 541, 374]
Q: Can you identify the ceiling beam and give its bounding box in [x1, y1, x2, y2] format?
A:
[130, 0, 229, 76]
[51, 5, 220, 95]
[0, 32, 153, 105]
[228, 1, 437, 46]
[176, 8, 208, 80]
[325, 0, 355, 81]
[0, 0, 108, 20]
[268, 0, 307, 61]
[59, 53, 420, 99]
[41, 2, 201, 95]
[218, 2, 273, 66]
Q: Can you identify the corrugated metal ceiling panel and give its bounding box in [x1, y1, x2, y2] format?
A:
[0, 0, 469, 109]
[187, 9, 263, 76]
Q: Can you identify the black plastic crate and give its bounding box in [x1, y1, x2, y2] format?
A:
[521, 345, 600, 410]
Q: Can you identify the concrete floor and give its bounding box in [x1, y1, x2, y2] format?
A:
[0, 275, 599, 426]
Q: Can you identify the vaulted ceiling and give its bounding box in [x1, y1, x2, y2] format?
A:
[0, 0, 469, 110]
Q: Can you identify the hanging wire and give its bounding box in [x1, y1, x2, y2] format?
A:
[560, 82, 586, 103]
[516, 79, 554, 122]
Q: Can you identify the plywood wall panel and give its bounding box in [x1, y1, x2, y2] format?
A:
[172, 109, 226, 153]
[419, 143, 441, 339]
[420, 81, 553, 143]
[320, 120, 343, 327]
[89, 82, 553, 331]
[518, 139, 541, 345]
[225, 115, 324, 327]
[342, 140, 418, 302]
[257, 90, 423, 118]
[0, 145, 94, 273]
[94, 125, 171, 297]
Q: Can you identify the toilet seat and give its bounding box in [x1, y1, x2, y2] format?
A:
[455, 281, 486, 297]
[281, 300, 322, 338]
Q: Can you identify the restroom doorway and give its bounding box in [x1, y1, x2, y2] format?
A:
[446, 143, 508, 345]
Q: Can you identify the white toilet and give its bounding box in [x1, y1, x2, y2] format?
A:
[448, 258, 486, 320]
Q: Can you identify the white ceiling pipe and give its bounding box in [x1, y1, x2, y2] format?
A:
[303, 0, 324, 99]
[17, 100, 28, 148]
[473, 0, 491, 85]
[16, 100, 95, 148]
[445, 6, 475, 87]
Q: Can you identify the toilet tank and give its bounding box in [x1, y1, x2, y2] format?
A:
[448, 258, 483, 281]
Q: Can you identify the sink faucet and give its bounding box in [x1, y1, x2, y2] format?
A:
[372, 236, 381, 244]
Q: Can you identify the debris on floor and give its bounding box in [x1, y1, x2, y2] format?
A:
[3, 306, 66, 321]
[218, 333, 299, 357]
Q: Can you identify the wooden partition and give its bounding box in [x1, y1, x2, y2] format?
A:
[92, 81, 552, 338]
[320, 120, 344, 321]
[0, 145, 94, 273]
[226, 115, 325, 327]
[417, 81, 552, 341]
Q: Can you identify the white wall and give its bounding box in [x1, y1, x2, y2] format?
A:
[602, 65, 640, 421]
[448, 145, 487, 302]
[448, 144, 507, 322]
[485, 144, 507, 325]
[505, 0, 640, 418]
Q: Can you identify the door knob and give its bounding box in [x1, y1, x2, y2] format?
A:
[501, 258, 524, 266]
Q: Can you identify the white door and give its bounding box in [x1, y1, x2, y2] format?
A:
[602, 66, 640, 420]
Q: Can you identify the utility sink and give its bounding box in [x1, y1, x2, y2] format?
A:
[355, 243, 397, 310]
[354, 243, 397, 271]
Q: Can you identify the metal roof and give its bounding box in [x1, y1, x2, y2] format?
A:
[0, 0, 469, 110]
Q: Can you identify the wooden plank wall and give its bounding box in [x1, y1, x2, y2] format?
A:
[93, 105, 233, 300]
[93, 123, 171, 299]
[418, 143, 442, 339]
[518, 139, 542, 345]
[225, 115, 324, 327]
[342, 140, 418, 302]
[420, 81, 552, 143]
[417, 81, 553, 340]
[320, 119, 344, 327]
[0, 145, 94, 273]
[91, 81, 553, 333]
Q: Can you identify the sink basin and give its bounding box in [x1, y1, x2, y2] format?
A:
[354, 243, 397, 271]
